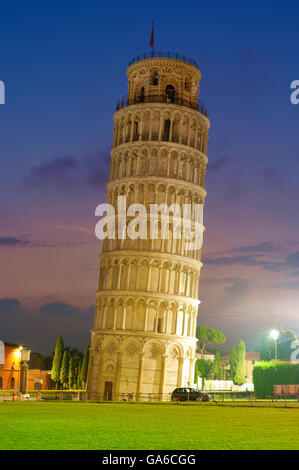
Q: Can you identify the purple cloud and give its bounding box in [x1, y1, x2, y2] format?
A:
[24, 156, 77, 188]
[0, 237, 29, 247]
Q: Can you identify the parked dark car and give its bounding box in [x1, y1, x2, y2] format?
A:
[171, 388, 211, 402]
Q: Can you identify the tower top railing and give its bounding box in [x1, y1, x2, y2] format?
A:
[129, 52, 199, 69]
[116, 94, 208, 116]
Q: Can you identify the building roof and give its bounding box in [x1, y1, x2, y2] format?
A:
[222, 351, 260, 361]
[245, 352, 260, 361]
[4, 342, 26, 348]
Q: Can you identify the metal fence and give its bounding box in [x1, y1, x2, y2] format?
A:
[2, 390, 299, 407]
[116, 94, 208, 116]
[128, 52, 199, 69]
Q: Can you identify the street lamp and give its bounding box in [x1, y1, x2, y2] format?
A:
[270, 329, 279, 360]
[20, 348, 31, 395]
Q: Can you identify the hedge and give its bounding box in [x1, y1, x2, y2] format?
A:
[253, 361, 299, 398]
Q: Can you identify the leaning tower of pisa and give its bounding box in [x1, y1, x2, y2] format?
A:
[87, 52, 210, 400]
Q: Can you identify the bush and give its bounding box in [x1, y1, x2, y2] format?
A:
[253, 361, 299, 398]
[194, 359, 215, 381]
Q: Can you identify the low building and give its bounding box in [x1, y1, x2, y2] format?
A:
[0, 342, 51, 391]
[27, 369, 51, 391]
[222, 351, 260, 383]
[0, 342, 21, 390]
[195, 352, 215, 361]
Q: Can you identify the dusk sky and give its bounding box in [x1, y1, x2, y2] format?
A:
[1, 0, 299, 354]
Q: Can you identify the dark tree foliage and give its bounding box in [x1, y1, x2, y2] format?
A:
[194, 359, 215, 381]
[77, 361, 82, 389]
[29, 352, 53, 370]
[60, 350, 69, 389]
[51, 336, 64, 387]
[260, 330, 297, 361]
[214, 350, 223, 380]
[68, 357, 76, 389]
[230, 346, 238, 381]
[80, 346, 90, 389]
[234, 340, 246, 385]
[253, 361, 299, 398]
[196, 327, 226, 359]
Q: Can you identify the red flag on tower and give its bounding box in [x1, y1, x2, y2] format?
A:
[149, 21, 154, 53]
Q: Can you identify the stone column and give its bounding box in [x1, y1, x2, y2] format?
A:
[114, 351, 123, 400]
[137, 352, 145, 398]
[102, 305, 108, 329]
[169, 118, 173, 141]
[96, 348, 105, 398]
[149, 111, 153, 140]
[189, 357, 195, 387]
[126, 264, 131, 290]
[158, 115, 163, 141]
[117, 264, 122, 289]
[182, 309, 186, 336]
[177, 356, 184, 387]
[139, 119, 144, 141]
[130, 120, 134, 142]
[19, 362, 29, 394]
[147, 266, 152, 290]
[159, 354, 167, 400]
[122, 306, 126, 330]
[113, 308, 117, 330]
[144, 305, 148, 331]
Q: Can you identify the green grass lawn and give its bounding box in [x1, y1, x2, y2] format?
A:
[0, 402, 299, 450]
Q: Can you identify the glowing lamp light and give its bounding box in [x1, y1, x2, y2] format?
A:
[270, 329, 279, 340]
[20, 348, 31, 362]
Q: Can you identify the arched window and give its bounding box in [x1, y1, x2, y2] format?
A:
[34, 381, 42, 390]
[163, 119, 170, 141]
[10, 377, 15, 389]
[151, 72, 159, 86]
[165, 85, 175, 103]
[133, 121, 139, 141]
[185, 78, 191, 90]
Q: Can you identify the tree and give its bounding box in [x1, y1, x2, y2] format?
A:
[80, 346, 90, 389]
[234, 340, 246, 385]
[51, 336, 64, 388]
[194, 359, 201, 384]
[77, 361, 82, 389]
[65, 347, 83, 371]
[68, 357, 76, 389]
[230, 346, 238, 381]
[277, 330, 297, 359]
[214, 350, 222, 380]
[221, 360, 229, 380]
[196, 327, 226, 359]
[260, 329, 297, 361]
[60, 350, 69, 389]
[195, 359, 215, 380]
[29, 352, 52, 370]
